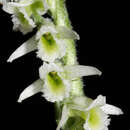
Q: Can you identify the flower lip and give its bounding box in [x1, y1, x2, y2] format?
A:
[37, 31, 66, 62]
[39, 63, 71, 102]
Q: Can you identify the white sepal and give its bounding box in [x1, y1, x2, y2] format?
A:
[39, 63, 63, 80]
[56, 26, 80, 40]
[64, 65, 102, 80]
[37, 31, 66, 62]
[101, 104, 123, 115]
[18, 79, 43, 103]
[7, 36, 37, 62]
[86, 95, 106, 111]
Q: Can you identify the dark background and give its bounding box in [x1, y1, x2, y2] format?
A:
[0, 0, 128, 129]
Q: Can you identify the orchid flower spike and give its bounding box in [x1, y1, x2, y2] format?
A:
[18, 62, 101, 102]
[1, 0, 123, 129]
[57, 95, 123, 130]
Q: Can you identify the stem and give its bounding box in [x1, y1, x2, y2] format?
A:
[47, 0, 84, 126]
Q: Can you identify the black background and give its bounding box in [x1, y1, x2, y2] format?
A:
[0, 0, 128, 129]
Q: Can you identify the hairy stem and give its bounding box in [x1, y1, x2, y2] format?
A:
[56, 0, 84, 96]
[47, 0, 84, 125]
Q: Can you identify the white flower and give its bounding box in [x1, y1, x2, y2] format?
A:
[36, 24, 79, 62]
[39, 63, 101, 102]
[57, 95, 123, 130]
[39, 63, 71, 102]
[7, 23, 80, 62]
[1, 0, 49, 34]
[18, 63, 101, 102]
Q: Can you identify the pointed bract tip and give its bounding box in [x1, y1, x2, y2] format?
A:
[98, 70, 102, 76]
[7, 58, 13, 63]
[119, 109, 124, 115]
[17, 98, 22, 103]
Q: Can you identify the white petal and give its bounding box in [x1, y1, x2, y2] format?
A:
[42, 78, 71, 102]
[7, 36, 37, 62]
[37, 40, 59, 62]
[86, 95, 106, 111]
[56, 105, 69, 130]
[39, 63, 70, 102]
[39, 63, 63, 80]
[18, 79, 43, 103]
[64, 65, 102, 80]
[101, 104, 123, 115]
[36, 24, 57, 40]
[56, 26, 80, 40]
[37, 36, 66, 62]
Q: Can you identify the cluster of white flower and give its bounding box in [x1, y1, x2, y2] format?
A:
[1, 0, 123, 130]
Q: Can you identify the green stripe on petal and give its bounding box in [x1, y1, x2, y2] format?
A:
[64, 65, 102, 80]
[17, 11, 29, 26]
[56, 26, 80, 40]
[40, 33, 59, 55]
[46, 72, 65, 95]
[87, 107, 104, 130]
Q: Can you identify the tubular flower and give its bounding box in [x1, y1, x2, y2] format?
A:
[57, 95, 123, 130]
[18, 63, 101, 102]
[39, 63, 71, 102]
[7, 22, 79, 62]
[36, 23, 79, 62]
